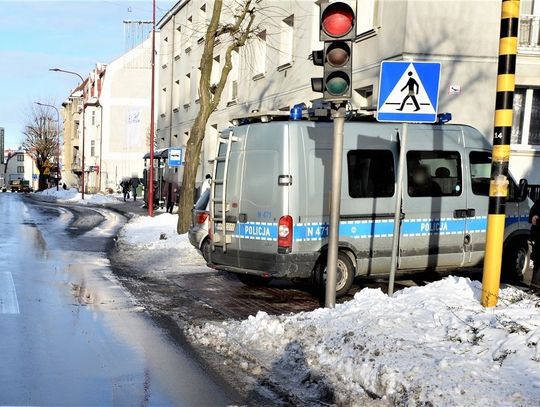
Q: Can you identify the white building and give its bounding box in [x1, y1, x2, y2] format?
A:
[3, 150, 38, 190]
[61, 36, 156, 193]
[156, 0, 540, 189]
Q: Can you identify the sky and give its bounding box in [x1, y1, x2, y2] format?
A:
[0, 0, 175, 149]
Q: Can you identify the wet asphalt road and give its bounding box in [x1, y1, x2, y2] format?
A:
[0, 193, 236, 406]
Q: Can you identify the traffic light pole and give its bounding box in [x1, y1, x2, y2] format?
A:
[388, 122, 408, 296]
[325, 102, 346, 308]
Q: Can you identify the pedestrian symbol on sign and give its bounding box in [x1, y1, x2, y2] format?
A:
[397, 71, 420, 111]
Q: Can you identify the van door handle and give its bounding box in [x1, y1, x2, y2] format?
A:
[466, 209, 476, 217]
[239, 213, 248, 223]
[454, 209, 468, 219]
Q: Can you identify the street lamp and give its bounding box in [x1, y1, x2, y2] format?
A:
[35, 102, 60, 191]
[49, 68, 86, 199]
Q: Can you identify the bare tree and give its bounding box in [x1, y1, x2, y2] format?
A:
[22, 103, 60, 191]
[177, 0, 257, 233]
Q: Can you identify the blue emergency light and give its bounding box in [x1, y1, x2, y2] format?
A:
[290, 103, 306, 120]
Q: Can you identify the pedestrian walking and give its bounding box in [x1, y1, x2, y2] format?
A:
[529, 197, 540, 289]
[201, 174, 212, 196]
[131, 174, 141, 202]
[166, 183, 176, 214]
[120, 178, 131, 202]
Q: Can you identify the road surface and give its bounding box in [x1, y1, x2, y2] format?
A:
[0, 193, 237, 406]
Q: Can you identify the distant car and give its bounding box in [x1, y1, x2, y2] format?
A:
[188, 189, 211, 261]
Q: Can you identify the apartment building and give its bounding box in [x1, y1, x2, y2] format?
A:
[60, 37, 154, 193]
[156, 0, 540, 189]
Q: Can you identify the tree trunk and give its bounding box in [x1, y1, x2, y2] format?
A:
[177, 113, 210, 233]
[38, 170, 47, 191]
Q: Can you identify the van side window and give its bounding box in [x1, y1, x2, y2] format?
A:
[470, 151, 519, 200]
[407, 151, 462, 197]
[347, 150, 395, 198]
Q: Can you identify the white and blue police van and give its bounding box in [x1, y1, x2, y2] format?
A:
[209, 113, 531, 296]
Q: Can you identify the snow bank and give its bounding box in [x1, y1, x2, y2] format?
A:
[34, 187, 120, 206]
[189, 277, 540, 406]
[117, 213, 206, 267]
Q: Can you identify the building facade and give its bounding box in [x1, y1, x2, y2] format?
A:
[61, 37, 155, 193]
[156, 0, 540, 189]
[3, 150, 38, 190]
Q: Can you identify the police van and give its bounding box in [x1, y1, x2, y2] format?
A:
[209, 114, 531, 296]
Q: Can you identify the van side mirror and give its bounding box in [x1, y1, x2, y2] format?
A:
[518, 178, 529, 202]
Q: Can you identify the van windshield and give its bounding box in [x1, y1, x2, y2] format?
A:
[470, 151, 519, 200]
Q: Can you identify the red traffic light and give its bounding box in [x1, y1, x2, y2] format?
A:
[322, 2, 354, 38]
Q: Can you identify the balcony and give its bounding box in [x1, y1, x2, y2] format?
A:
[519, 15, 540, 53]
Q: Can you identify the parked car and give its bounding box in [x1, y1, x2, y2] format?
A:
[209, 118, 532, 297]
[188, 188, 211, 261]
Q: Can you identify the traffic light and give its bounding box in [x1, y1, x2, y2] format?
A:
[311, 1, 356, 101]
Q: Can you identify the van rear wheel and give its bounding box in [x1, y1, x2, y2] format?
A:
[502, 236, 530, 284]
[236, 274, 272, 287]
[315, 252, 355, 298]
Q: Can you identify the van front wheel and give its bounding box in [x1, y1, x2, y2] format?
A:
[315, 252, 355, 298]
[502, 236, 530, 284]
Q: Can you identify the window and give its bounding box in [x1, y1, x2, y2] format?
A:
[356, 0, 379, 35]
[91, 111, 96, 126]
[252, 30, 267, 77]
[347, 150, 395, 198]
[229, 50, 239, 101]
[529, 89, 540, 145]
[90, 140, 95, 157]
[17, 166, 24, 173]
[279, 15, 294, 67]
[512, 87, 540, 146]
[17, 154, 24, 162]
[470, 151, 520, 200]
[231, 80, 238, 100]
[407, 151, 462, 197]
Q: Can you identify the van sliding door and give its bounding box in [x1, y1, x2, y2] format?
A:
[399, 147, 467, 270]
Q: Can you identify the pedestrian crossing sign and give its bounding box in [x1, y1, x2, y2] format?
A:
[376, 61, 441, 123]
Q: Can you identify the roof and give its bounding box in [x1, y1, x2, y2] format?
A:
[143, 148, 169, 159]
[157, 0, 189, 29]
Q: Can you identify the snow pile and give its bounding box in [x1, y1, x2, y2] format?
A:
[189, 277, 540, 406]
[117, 213, 206, 267]
[34, 187, 120, 205]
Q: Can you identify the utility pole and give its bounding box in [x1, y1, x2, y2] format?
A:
[481, 0, 520, 307]
[148, 0, 156, 217]
[49, 68, 86, 199]
[35, 102, 60, 191]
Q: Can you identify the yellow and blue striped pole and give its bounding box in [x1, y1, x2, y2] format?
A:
[481, 0, 520, 307]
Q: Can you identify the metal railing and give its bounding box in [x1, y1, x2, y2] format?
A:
[519, 15, 540, 51]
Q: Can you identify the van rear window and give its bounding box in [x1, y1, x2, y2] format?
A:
[347, 150, 395, 198]
[407, 151, 462, 197]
